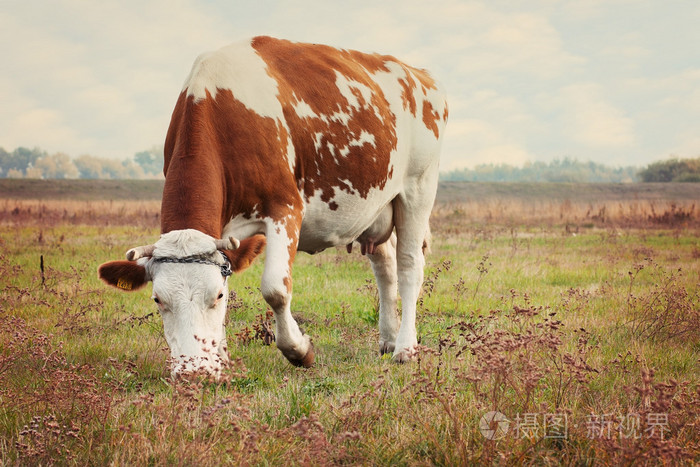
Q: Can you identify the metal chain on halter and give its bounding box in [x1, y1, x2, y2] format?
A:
[153, 252, 233, 277]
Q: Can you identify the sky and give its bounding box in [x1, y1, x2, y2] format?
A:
[1, 0, 699, 170]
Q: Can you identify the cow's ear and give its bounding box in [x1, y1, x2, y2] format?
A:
[223, 235, 266, 272]
[98, 260, 150, 291]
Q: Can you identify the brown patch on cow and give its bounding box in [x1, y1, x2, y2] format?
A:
[408, 66, 438, 93]
[422, 100, 441, 139]
[399, 65, 446, 136]
[348, 49, 394, 74]
[162, 89, 303, 237]
[252, 37, 398, 205]
[262, 288, 288, 311]
[398, 71, 418, 116]
[283, 212, 303, 294]
[223, 235, 266, 272]
[328, 201, 338, 211]
[98, 261, 149, 291]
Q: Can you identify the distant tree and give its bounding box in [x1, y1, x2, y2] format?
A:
[0, 147, 8, 175]
[6, 169, 25, 178]
[74, 155, 106, 179]
[1, 146, 166, 179]
[101, 159, 122, 179]
[121, 159, 146, 179]
[673, 172, 700, 182]
[33, 153, 79, 179]
[440, 158, 639, 183]
[0, 146, 46, 177]
[134, 146, 164, 176]
[638, 157, 700, 182]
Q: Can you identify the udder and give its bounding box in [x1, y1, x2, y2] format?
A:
[346, 203, 393, 255]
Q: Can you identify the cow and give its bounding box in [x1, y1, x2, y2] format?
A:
[98, 36, 448, 377]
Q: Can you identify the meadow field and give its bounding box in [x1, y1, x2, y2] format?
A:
[1, 180, 699, 465]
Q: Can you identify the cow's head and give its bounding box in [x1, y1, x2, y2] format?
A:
[98, 229, 265, 378]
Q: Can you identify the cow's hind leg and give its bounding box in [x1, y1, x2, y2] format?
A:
[367, 232, 399, 355]
[392, 179, 438, 362]
[262, 222, 314, 368]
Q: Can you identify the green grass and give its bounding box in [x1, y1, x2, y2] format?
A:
[1, 193, 699, 464]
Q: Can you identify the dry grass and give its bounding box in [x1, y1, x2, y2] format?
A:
[0, 199, 161, 228]
[3, 197, 698, 232]
[432, 199, 699, 230]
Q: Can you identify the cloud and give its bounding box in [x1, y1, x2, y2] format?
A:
[0, 1, 233, 158]
[442, 118, 535, 170]
[556, 84, 636, 149]
[409, 3, 585, 84]
[7, 108, 91, 155]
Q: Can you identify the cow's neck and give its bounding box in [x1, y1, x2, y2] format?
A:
[160, 155, 227, 238]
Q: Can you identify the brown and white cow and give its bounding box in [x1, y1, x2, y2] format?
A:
[99, 36, 447, 377]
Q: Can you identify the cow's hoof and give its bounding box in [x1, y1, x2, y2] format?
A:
[379, 341, 395, 355]
[284, 341, 315, 368]
[392, 346, 418, 363]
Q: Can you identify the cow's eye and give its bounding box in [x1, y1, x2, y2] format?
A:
[153, 297, 161, 304]
[218, 293, 224, 300]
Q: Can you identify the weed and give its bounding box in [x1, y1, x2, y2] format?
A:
[357, 278, 379, 324]
[625, 258, 700, 341]
[473, 254, 491, 299]
[253, 310, 275, 345]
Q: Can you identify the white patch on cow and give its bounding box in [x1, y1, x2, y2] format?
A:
[293, 97, 317, 120]
[297, 181, 399, 254]
[313, 132, 324, 151]
[350, 130, 376, 148]
[329, 110, 351, 126]
[338, 178, 359, 196]
[274, 117, 296, 174]
[367, 61, 407, 120]
[327, 141, 338, 159]
[184, 39, 283, 120]
[222, 210, 266, 241]
[335, 71, 373, 111]
[284, 127, 296, 173]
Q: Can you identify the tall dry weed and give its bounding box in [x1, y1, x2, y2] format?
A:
[0, 199, 160, 228]
[431, 199, 700, 230]
[625, 258, 700, 342]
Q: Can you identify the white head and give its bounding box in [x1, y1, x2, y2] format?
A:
[98, 229, 265, 378]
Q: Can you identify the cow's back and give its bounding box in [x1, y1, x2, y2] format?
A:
[164, 36, 447, 249]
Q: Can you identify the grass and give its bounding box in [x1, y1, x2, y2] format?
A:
[0, 181, 699, 465]
[0, 179, 164, 201]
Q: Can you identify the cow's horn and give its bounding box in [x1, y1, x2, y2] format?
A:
[215, 237, 240, 251]
[126, 244, 156, 261]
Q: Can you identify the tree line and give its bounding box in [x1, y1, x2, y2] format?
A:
[440, 157, 700, 183]
[1, 146, 699, 182]
[0, 146, 163, 180]
[637, 157, 700, 182]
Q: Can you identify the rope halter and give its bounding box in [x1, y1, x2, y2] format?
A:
[152, 252, 233, 277]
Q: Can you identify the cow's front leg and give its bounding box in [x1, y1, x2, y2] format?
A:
[261, 222, 314, 368]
